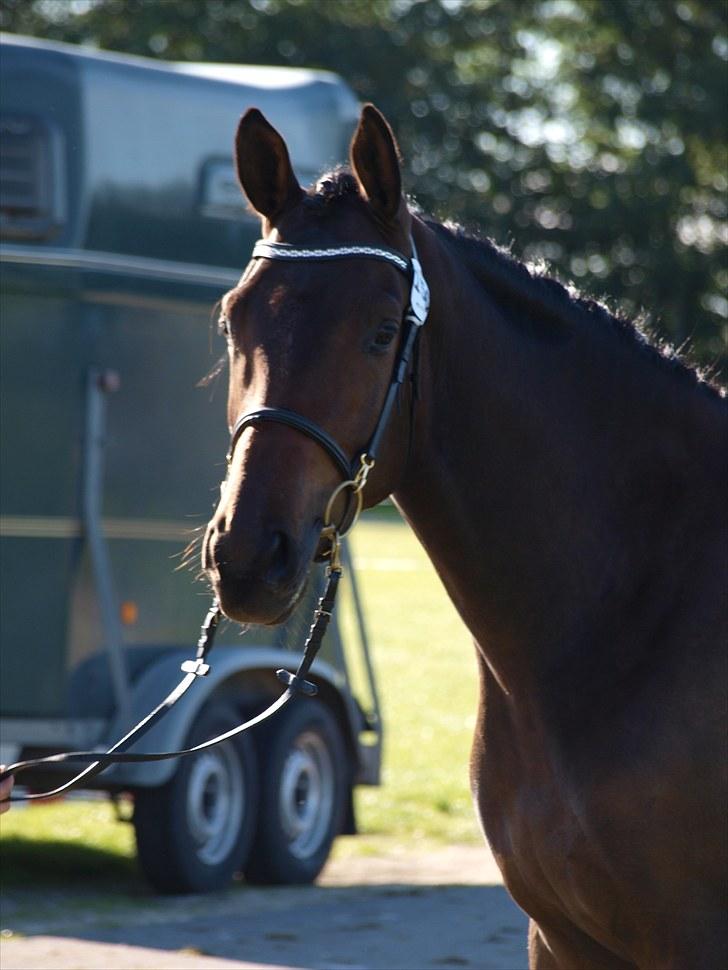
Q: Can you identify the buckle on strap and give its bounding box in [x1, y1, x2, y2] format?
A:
[181, 658, 210, 677]
[409, 240, 430, 325]
[276, 669, 318, 696]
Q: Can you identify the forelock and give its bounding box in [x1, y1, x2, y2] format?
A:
[310, 167, 361, 203]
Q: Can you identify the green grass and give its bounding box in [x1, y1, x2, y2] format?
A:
[343, 511, 481, 848]
[0, 800, 138, 886]
[0, 512, 482, 884]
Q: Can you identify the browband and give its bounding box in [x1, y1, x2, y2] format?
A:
[251, 236, 430, 327]
[251, 240, 410, 276]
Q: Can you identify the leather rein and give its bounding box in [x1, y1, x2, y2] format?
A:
[0, 234, 430, 804]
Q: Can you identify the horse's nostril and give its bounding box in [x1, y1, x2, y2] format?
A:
[206, 524, 297, 595]
[267, 530, 283, 560]
[203, 519, 227, 574]
[262, 529, 296, 588]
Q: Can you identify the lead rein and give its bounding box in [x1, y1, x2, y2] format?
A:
[0, 535, 343, 802]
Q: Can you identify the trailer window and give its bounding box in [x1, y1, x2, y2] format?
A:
[199, 157, 251, 221]
[0, 114, 66, 241]
[198, 157, 318, 221]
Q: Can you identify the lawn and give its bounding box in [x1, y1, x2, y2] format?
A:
[343, 510, 481, 848]
[0, 510, 482, 881]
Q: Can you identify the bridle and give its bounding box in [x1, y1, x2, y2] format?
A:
[0, 233, 429, 804]
[227, 235, 430, 537]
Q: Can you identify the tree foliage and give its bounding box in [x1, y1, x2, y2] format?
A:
[2, 0, 726, 369]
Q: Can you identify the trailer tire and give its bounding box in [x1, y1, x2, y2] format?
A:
[133, 699, 258, 894]
[245, 698, 348, 885]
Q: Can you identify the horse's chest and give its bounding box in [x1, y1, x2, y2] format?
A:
[471, 699, 621, 938]
[475, 748, 585, 904]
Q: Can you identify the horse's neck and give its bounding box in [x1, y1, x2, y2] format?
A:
[395, 222, 721, 700]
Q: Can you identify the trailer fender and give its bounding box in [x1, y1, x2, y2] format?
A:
[102, 645, 347, 788]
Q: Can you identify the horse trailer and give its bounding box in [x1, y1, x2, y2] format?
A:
[0, 33, 382, 892]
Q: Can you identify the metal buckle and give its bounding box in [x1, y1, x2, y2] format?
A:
[322, 453, 374, 539]
[409, 253, 430, 325]
[181, 658, 210, 677]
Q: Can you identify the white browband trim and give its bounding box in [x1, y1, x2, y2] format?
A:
[252, 240, 410, 275]
[251, 236, 430, 326]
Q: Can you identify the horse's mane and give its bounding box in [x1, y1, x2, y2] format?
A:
[429, 220, 725, 399]
[309, 168, 725, 399]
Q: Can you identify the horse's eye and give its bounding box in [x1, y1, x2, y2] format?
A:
[218, 315, 231, 337]
[369, 321, 399, 354]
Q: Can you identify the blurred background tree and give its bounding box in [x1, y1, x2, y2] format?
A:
[2, 0, 726, 371]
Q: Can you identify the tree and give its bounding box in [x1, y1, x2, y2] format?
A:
[2, 0, 725, 371]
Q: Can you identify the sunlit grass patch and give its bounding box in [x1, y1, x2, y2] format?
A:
[0, 800, 138, 888]
[345, 511, 481, 845]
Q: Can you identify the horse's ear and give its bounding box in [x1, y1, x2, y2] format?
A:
[350, 104, 403, 222]
[234, 108, 303, 222]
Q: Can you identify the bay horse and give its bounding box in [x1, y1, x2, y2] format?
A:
[203, 104, 727, 969]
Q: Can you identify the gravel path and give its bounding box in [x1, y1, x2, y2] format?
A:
[1, 843, 529, 970]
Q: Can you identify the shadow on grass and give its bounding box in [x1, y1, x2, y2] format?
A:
[0, 835, 140, 891]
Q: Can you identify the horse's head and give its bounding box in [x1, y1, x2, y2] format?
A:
[203, 104, 424, 624]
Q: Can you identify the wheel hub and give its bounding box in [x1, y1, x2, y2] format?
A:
[187, 747, 245, 866]
[279, 730, 334, 859]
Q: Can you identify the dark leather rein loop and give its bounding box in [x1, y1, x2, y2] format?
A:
[0, 575, 340, 800]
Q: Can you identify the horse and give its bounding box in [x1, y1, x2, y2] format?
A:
[202, 104, 728, 970]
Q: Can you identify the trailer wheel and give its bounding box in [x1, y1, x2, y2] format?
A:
[133, 699, 258, 894]
[245, 698, 348, 885]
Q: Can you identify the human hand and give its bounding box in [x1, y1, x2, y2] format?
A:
[0, 769, 14, 813]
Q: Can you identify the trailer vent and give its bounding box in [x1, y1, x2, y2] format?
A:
[0, 114, 66, 241]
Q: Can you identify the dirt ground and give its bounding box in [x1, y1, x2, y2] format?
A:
[0, 842, 529, 970]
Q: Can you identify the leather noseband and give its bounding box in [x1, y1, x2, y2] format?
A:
[227, 407, 352, 480]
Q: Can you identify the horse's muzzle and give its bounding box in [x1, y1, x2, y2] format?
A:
[203, 521, 311, 625]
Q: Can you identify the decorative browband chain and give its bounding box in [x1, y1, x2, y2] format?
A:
[251, 237, 431, 326]
[251, 240, 410, 274]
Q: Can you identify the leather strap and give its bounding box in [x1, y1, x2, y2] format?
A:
[228, 407, 352, 480]
[0, 569, 341, 802]
[364, 317, 420, 463]
[251, 240, 410, 275]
